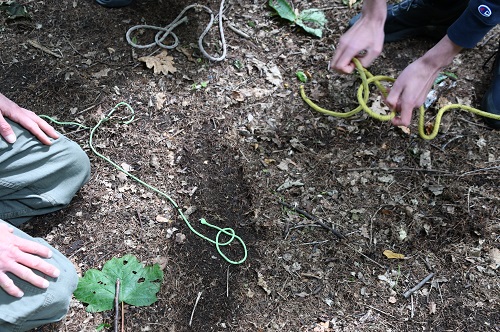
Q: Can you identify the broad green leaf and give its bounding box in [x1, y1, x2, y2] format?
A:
[295, 21, 323, 38]
[296, 9, 327, 38]
[268, 0, 296, 22]
[269, 0, 327, 38]
[74, 254, 164, 312]
[298, 9, 328, 27]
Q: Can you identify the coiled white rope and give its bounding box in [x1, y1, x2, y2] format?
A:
[125, 0, 227, 61]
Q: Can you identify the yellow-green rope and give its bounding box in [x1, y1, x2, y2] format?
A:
[300, 58, 500, 140]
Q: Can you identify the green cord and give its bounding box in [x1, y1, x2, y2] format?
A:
[301, 58, 500, 140]
[42, 102, 247, 265]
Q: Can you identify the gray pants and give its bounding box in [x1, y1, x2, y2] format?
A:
[0, 119, 90, 331]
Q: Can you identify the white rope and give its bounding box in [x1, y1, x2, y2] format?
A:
[125, 0, 227, 62]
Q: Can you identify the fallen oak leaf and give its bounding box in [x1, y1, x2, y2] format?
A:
[383, 249, 405, 259]
[138, 50, 177, 75]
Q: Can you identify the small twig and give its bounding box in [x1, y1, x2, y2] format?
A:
[114, 278, 120, 332]
[279, 201, 317, 220]
[467, 186, 472, 214]
[121, 301, 124, 332]
[422, 256, 433, 272]
[437, 280, 444, 304]
[284, 217, 291, 239]
[369, 206, 385, 246]
[459, 165, 500, 177]
[298, 240, 329, 246]
[345, 167, 450, 174]
[289, 223, 322, 231]
[315, 220, 346, 240]
[226, 266, 230, 298]
[410, 294, 414, 318]
[27, 39, 63, 58]
[441, 135, 464, 151]
[279, 201, 345, 239]
[345, 243, 386, 269]
[238, 148, 250, 162]
[365, 304, 396, 319]
[77, 102, 101, 115]
[189, 291, 203, 326]
[227, 22, 250, 38]
[300, 272, 322, 279]
[316, 5, 345, 10]
[403, 272, 435, 299]
[478, 33, 496, 47]
[279, 200, 385, 269]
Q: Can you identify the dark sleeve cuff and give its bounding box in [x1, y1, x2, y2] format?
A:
[447, 0, 500, 48]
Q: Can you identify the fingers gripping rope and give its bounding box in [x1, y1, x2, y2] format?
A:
[301, 58, 500, 140]
[41, 102, 247, 265]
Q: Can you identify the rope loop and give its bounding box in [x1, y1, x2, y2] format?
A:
[301, 57, 500, 140]
[42, 102, 247, 265]
[126, 0, 227, 61]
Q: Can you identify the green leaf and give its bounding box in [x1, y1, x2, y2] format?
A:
[233, 59, 243, 70]
[296, 71, 307, 83]
[434, 71, 458, 85]
[268, 0, 296, 22]
[296, 9, 327, 38]
[74, 254, 163, 312]
[96, 323, 111, 331]
[268, 0, 327, 38]
[0, 1, 30, 19]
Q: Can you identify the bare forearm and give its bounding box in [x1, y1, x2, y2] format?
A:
[420, 35, 463, 74]
[360, 0, 387, 24]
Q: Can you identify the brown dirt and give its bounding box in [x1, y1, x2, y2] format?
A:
[1, 0, 499, 331]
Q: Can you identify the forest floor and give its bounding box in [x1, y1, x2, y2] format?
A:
[1, 0, 499, 331]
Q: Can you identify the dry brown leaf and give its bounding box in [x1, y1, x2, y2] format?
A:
[177, 46, 196, 62]
[156, 215, 171, 223]
[398, 125, 411, 135]
[256, 271, 271, 295]
[138, 50, 177, 75]
[383, 249, 405, 259]
[231, 91, 244, 102]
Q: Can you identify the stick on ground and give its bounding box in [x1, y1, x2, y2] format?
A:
[114, 278, 121, 332]
[189, 291, 203, 326]
[403, 272, 435, 298]
[279, 201, 345, 239]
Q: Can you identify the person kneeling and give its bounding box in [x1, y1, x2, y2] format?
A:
[0, 93, 91, 331]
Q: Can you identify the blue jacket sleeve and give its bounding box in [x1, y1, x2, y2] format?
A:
[447, 0, 500, 48]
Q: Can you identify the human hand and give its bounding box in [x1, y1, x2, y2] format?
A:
[0, 223, 60, 297]
[385, 58, 440, 126]
[387, 36, 462, 126]
[0, 93, 59, 145]
[329, 18, 385, 74]
[329, 0, 386, 74]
